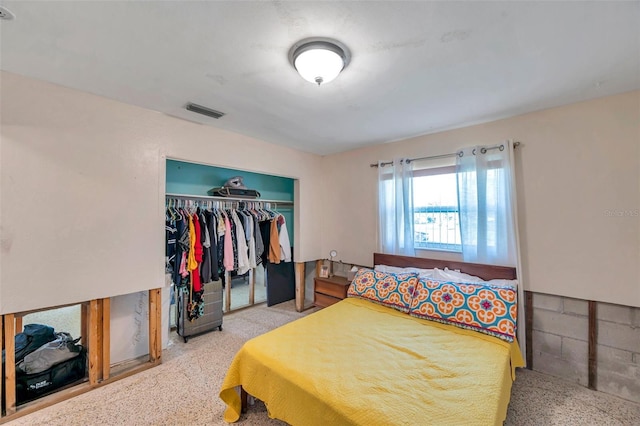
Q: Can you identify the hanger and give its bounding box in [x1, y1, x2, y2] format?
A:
[169, 198, 177, 220]
[174, 200, 181, 219]
[166, 198, 179, 221]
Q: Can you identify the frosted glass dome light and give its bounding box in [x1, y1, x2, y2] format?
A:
[289, 38, 351, 86]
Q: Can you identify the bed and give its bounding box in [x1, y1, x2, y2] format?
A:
[219, 253, 525, 425]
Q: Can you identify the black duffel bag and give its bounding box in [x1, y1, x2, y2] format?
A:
[207, 187, 261, 198]
[16, 346, 87, 404]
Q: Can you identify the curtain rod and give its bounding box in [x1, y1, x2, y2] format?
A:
[369, 141, 521, 168]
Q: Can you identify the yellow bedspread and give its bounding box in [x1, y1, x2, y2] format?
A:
[220, 297, 524, 425]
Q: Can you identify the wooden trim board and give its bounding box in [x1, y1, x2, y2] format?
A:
[3, 314, 16, 415]
[148, 289, 162, 363]
[14, 317, 22, 334]
[88, 300, 100, 385]
[102, 298, 111, 381]
[295, 262, 305, 312]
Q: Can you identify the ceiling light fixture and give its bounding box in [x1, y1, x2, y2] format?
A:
[288, 37, 351, 86]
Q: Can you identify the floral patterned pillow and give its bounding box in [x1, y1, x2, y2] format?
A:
[409, 278, 517, 342]
[347, 268, 419, 313]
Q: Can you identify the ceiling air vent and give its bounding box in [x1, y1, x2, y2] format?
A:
[185, 103, 225, 119]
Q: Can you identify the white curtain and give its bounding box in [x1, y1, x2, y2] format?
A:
[457, 141, 526, 361]
[456, 143, 517, 266]
[378, 158, 415, 256]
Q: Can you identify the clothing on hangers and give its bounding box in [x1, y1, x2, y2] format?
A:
[205, 210, 220, 281]
[268, 218, 281, 264]
[165, 196, 294, 319]
[190, 213, 203, 293]
[278, 215, 292, 262]
[199, 212, 211, 285]
[231, 210, 250, 275]
[165, 221, 177, 274]
[223, 213, 234, 272]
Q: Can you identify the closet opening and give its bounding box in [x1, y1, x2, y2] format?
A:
[165, 159, 296, 342]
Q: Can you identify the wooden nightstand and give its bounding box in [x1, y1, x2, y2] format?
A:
[314, 275, 350, 308]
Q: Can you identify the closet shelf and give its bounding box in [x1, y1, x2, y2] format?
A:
[165, 192, 294, 206]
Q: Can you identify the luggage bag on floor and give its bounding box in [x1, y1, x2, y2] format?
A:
[16, 347, 87, 404]
[177, 280, 223, 343]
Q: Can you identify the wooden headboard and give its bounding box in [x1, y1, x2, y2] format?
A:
[373, 253, 517, 281]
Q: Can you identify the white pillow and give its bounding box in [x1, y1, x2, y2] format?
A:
[374, 264, 434, 278]
[432, 268, 518, 288]
[431, 267, 484, 283]
[485, 278, 519, 288]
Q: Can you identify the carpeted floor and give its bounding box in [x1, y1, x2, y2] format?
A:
[7, 301, 640, 425]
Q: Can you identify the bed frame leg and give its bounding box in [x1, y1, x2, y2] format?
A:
[241, 386, 248, 413]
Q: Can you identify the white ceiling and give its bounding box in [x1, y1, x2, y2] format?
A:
[1, 1, 638, 156]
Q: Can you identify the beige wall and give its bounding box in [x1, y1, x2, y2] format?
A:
[0, 71, 324, 314]
[322, 91, 640, 308]
[2, 71, 638, 312]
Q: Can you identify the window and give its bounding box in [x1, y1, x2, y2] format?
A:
[378, 146, 516, 258]
[412, 166, 461, 252]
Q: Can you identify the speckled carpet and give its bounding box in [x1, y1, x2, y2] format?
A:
[7, 301, 640, 425]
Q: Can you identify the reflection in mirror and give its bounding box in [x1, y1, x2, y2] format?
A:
[229, 270, 251, 310]
[221, 266, 268, 312]
[254, 264, 267, 304]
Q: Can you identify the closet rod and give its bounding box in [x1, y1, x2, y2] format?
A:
[165, 193, 294, 206]
[369, 141, 521, 168]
